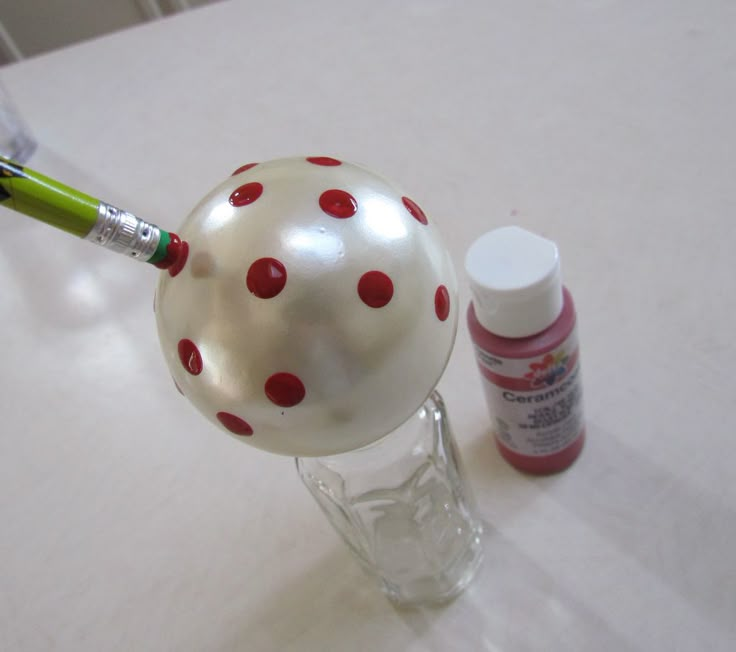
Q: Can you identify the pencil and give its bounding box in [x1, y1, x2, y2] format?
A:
[0, 155, 183, 269]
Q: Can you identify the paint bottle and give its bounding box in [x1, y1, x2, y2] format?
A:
[465, 226, 585, 474]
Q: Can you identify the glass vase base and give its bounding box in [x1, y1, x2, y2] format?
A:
[382, 532, 484, 607]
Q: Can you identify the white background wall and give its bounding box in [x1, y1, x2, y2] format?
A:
[0, 0, 221, 66]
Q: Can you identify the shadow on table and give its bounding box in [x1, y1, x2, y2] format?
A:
[219, 546, 412, 652]
[461, 417, 735, 640]
[395, 524, 640, 652]
[534, 422, 736, 640]
[225, 524, 639, 652]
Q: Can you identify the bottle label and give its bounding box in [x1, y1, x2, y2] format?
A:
[475, 327, 584, 457]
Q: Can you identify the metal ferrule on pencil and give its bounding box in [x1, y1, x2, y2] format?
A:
[86, 202, 161, 261]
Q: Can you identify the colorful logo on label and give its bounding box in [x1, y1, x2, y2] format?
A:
[524, 350, 569, 388]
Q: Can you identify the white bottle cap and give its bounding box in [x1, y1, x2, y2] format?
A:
[465, 226, 563, 338]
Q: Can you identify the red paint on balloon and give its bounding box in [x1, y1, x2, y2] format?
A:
[402, 197, 428, 225]
[319, 189, 357, 218]
[168, 240, 189, 277]
[265, 373, 306, 407]
[178, 339, 203, 375]
[435, 285, 450, 321]
[307, 156, 342, 166]
[232, 162, 258, 176]
[246, 257, 287, 298]
[154, 232, 187, 271]
[229, 182, 264, 206]
[217, 412, 254, 436]
[358, 271, 394, 308]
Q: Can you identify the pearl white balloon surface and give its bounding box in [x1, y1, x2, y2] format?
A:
[155, 157, 458, 456]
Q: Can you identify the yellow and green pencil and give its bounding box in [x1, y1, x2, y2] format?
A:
[0, 155, 185, 270]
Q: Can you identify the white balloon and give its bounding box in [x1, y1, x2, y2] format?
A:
[155, 157, 457, 456]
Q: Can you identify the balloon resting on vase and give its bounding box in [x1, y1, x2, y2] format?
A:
[155, 156, 458, 456]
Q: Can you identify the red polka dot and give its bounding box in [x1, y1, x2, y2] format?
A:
[402, 197, 428, 225]
[319, 189, 357, 218]
[178, 339, 203, 375]
[217, 412, 254, 436]
[230, 182, 263, 207]
[265, 373, 305, 407]
[168, 240, 189, 277]
[307, 156, 342, 166]
[358, 271, 394, 308]
[435, 285, 450, 321]
[246, 257, 287, 298]
[153, 232, 184, 270]
[232, 162, 258, 175]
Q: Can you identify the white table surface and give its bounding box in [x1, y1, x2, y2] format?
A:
[1, 1, 735, 650]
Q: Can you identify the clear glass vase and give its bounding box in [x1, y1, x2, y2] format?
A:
[296, 391, 484, 606]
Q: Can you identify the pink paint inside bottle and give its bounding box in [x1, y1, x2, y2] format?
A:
[465, 227, 585, 474]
